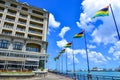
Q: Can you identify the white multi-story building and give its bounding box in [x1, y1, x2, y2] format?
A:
[0, 0, 49, 70]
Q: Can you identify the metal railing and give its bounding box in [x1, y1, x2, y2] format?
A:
[75, 74, 120, 80]
[49, 71, 120, 80]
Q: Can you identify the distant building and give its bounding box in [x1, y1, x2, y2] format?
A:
[0, 0, 49, 70]
[92, 67, 104, 71]
[115, 66, 120, 71]
[92, 67, 98, 71]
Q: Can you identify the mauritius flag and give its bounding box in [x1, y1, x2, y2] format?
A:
[64, 42, 72, 48]
[92, 6, 109, 18]
[73, 30, 84, 38]
[59, 49, 65, 53]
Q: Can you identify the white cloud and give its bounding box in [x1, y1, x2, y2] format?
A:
[106, 56, 111, 60]
[87, 44, 96, 49]
[77, 0, 120, 45]
[49, 13, 60, 28]
[76, 13, 94, 32]
[66, 48, 79, 64]
[56, 39, 68, 48]
[59, 26, 70, 38]
[108, 41, 120, 60]
[66, 48, 107, 64]
[91, 25, 117, 45]
[88, 50, 107, 63]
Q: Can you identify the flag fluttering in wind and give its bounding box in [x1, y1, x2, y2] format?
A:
[54, 49, 65, 61]
[54, 56, 59, 61]
[92, 6, 109, 18]
[59, 49, 65, 53]
[64, 42, 72, 48]
[54, 54, 61, 61]
[73, 30, 84, 38]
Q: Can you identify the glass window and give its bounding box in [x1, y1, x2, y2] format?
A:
[13, 42, 23, 50]
[0, 40, 10, 49]
[0, 1, 5, 4]
[0, 52, 7, 56]
[22, 7, 28, 11]
[32, 10, 43, 16]
[26, 47, 39, 52]
[25, 61, 38, 65]
[10, 4, 17, 8]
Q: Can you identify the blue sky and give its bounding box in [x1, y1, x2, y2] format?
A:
[19, 0, 120, 71]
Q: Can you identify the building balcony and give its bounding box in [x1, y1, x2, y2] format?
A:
[7, 63, 23, 65]
[18, 21, 26, 25]
[7, 12, 16, 16]
[0, 57, 25, 62]
[30, 17, 43, 23]
[27, 37, 42, 41]
[0, 9, 4, 13]
[28, 30, 42, 36]
[15, 33, 25, 38]
[16, 28, 25, 32]
[0, 0, 5, 5]
[28, 34, 42, 41]
[7, 9, 17, 16]
[19, 15, 27, 19]
[25, 65, 39, 66]
[6, 18, 15, 22]
[32, 10, 43, 16]
[0, 16, 2, 19]
[0, 63, 5, 65]
[29, 24, 43, 30]
[2, 31, 12, 36]
[3, 26, 13, 30]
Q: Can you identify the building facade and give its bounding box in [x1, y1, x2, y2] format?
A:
[0, 0, 49, 70]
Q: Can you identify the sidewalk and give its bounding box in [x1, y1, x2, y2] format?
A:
[0, 72, 74, 80]
[42, 72, 73, 80]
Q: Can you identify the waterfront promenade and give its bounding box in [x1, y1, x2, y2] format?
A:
[0, 72, 73, 80]
[41, 72, 73, 80]
[25, 72, 73, 80]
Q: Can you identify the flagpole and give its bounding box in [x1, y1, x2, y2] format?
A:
[60, 55, 62, 73]
[55, 60, 57, 72]
[65, 50, 68, 75]
[59, 55, 61, 73]
[59, 57, 60, 73]
[83, 30, 91, 80]
[61, 54, 63, 74]
[71, 41, 76, 80]
[109, 4, 120, 40]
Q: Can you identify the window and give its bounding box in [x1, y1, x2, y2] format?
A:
[10, 4, 17, 8]
[22, 7, 28, 11]
[25, 61, 38, 65]
[0, 52, 8, 56]
[2, 30, 12, 35]
[18, 18, 26, 24]
[26, 47, 39, 52]
[4, 23, 13, 29]
[0, 60, 5, 63]
[31, 15, 43, 22]
[0, 7, 4, 12]
[0, 0, 5, 4]
[0, 14, 3, 19]
[15, 33, 24, 37]
[20, 13, 27, 18]
[32, 10, 43, 16]
[13, 42, 23, 50]
[0, 40, 10, 49]
[8, 9, 16, 15]
[6, 15, 15, 22]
